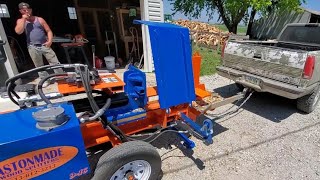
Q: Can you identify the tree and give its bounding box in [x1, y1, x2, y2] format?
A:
[170, 0, 250, 33]
[170, 0, 306, 34]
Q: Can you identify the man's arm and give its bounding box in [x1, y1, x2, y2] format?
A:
[38, 17, 53, 47]
[15, 18, 27, 34]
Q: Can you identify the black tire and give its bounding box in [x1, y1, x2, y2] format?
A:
[297, 84, 320, 113]
[92, 141, 161, 180]
[235, 83, 245, 91]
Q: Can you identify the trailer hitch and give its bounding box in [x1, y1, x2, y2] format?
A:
[201, 88, 249, 114]
[176, 112, 214, 149]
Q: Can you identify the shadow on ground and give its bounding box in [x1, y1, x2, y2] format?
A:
[150, 114, 228, 176]
[78, 114, 228, 180]
[162, 121, 320, 176]
[212, 83, 301, 123]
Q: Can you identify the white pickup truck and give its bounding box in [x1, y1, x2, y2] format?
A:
[217, 23, 320, 113]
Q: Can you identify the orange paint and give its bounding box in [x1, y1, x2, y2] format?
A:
[57, 74, 125, 95]
[195, 88, 211, 98]
[192, 52, 201, 88]
[197, 84, 206, 91]
[80, 122, 109, 148]
[192, 53, 211, 98]
[81, 105, 202, 148]
[147, 87, 158, 97]
[146, 101, 160, 110]
[0, 110, 15, 114]
[0, 146, 78, 180]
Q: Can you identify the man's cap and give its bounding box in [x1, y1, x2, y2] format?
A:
[18, 2, 31, 9]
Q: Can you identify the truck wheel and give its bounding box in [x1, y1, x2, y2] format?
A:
[235, 83, 244, 91]
[297, 85, 320, 113]
[92, 141, 161, 180]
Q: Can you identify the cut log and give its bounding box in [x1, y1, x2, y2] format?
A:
[172, 20, 232, 49]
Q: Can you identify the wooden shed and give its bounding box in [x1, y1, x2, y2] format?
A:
[0, 0, 163, 85]
[251, 7, 320, 40]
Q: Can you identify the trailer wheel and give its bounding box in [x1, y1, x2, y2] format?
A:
[92, 141, 161, 180]
[297, 84, 320, 113]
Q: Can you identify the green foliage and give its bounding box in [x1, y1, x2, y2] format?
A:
[213, 24, 247, 34]
[171, 0, 214, 20]
[192, 45, 221, 76]
[170, 0, 307, 33]
[250, 0, 273, 11]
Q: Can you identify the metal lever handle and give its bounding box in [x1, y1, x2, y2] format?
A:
[91, 45, 95, 53]
[92, 45, 96, 68]
[253, 53, 262, 59]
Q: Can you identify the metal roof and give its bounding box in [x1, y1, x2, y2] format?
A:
[302, 7, 320, 16]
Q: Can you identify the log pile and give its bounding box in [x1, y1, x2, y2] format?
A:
[172, 20, 231, 48]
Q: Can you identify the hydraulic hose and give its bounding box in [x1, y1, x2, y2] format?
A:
[127, 129, 189, 143]
[207, 90, 254, 120]
[79, 66, 99, 112]
[80, 98, 111, 122]
[5, 63, 85, 91]
[6, 63, 129, 143]
[78, 67, 129, 142]
[5, 64, 63, 86]
[102, 119, 129, 142]
[6, 64, 86, 106]
[85, 67, 99, 111]
[7, 82, 19, 105]
[6, 64, 66, 105]
[38, 73, 68, 104]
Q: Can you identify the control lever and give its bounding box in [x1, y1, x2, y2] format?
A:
[92, 45, 96, 69]
[18, 92, 63, 105]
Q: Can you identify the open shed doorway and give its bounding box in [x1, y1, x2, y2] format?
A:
[1, 0, 144, 73]
[68, 0, 143, 68]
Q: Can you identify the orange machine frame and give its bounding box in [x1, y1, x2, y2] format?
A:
[57, 53, 211, 148]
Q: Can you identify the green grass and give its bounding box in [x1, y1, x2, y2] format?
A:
[192, 45, 221, 76]
[236, 26, 248, 35]
[213, 24, 248, 35]
[189, 24, 245, 77]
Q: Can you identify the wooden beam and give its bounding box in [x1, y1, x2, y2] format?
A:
[93, 10, 104, 55]
[73, 0, 85, 36]
[78, 7, 112, 12]
[107, 0, 115, 32]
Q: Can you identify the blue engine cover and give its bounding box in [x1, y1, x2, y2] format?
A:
[0, 103, 89, 180]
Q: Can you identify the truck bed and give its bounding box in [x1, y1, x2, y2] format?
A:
[222, 40, 320, 86]
[233, 40, 320, 51]
[217, 23, 320, 112]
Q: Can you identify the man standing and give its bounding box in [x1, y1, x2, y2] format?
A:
[15, 2, 62, 87]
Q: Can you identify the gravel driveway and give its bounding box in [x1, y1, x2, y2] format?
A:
[156, 74, 320, 180]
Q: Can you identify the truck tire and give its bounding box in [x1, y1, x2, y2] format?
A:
[92, 141, 161, 180]
[297, 85, 320, 113]
[235, 83, 245, 91]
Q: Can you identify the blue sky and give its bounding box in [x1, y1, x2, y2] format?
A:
[163, 0, 320, 23]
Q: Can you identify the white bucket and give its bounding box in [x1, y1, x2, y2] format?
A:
[104, 56, 115, 70]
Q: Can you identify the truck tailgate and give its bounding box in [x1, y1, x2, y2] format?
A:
[223, 41, 308, 85]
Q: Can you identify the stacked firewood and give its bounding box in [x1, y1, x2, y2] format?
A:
[172, 19, 231, 48]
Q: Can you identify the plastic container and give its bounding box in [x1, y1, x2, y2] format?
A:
[104, 56, 115, 70]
